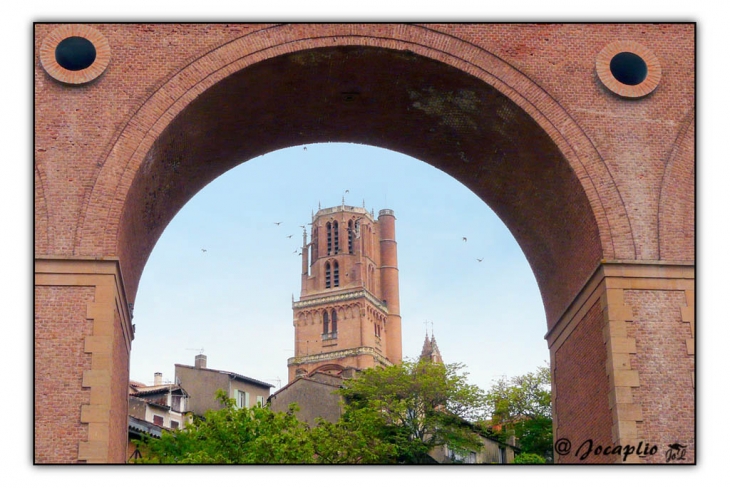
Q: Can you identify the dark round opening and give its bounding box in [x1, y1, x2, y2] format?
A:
[609, 52, 648, 86]
[55, 36, 97, 71]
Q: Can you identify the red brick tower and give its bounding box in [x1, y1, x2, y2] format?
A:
[287, 204, 402, 382]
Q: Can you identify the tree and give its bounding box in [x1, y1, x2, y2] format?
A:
[133, 391, 315, 463]
[309, 407, 398, 464]
[512, 452, 547, 464]
[133, 390, 397, 464]
[485, 365, 553, 461]
[339, 359, 489, 464]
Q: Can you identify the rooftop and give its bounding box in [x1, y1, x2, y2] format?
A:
[175, 363, 276, 389]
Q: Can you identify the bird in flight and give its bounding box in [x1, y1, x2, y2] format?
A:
[303, 147, 307, 151]
[462, 237, 467, 242]
[274, 222, 282, 226]
[477, 258, 483, 262]
[201, 249, 207, 253]
[287, 235, 293, 239]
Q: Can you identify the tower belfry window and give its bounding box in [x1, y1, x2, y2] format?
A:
[332, 310, 338, 333]
[333, 261, 340, 287]
[323, 311, 329, 334]
[333, 221, 339, 254]
[325, 262, 331, 288]
[326, 222, 332, 256]
[348, 220, 354, 254]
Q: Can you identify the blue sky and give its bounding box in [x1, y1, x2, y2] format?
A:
[130, 142, 549, 394]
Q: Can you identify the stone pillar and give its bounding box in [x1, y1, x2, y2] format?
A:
[35, 257, 134, 464]
[547, 261, 694, 464]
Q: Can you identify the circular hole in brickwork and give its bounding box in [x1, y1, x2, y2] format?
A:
[609, 52, 648, 86]
[40, 25, 111, 85]
[55, 36, 97, 71]
[596, 41, 661, 98]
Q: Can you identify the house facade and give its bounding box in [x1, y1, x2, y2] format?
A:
[175, 354, 274, 416]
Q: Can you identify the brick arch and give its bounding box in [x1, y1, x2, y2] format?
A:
[76, 23, 630, 327]
[658, 112, 695, 262]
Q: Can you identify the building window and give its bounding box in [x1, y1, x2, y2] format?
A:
[325, 262, 331, 288]
[333, 260, 340, 287]
[332, 310, 338, 333]
[235, 389, 249, 409]
[326, 222, 332, 255]
[348, 220, 353, 253]
[256, 396, 264, 407]
[153, 415, 163, 426]
[333, 221, 339, 254]
[170, 420, 179, 430]
[323, 310, 329, 334]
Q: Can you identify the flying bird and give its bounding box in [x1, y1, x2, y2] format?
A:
[274, 222, 282, 226]
[477, 258, 483, 262]
[287, 235, 293, 238]
[201, 249, 207, 253]
[462, 237, 467, 242]
[303, 146, 307, 151]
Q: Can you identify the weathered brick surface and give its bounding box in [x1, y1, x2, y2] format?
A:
[553, 300, 614, 463]
[625, 290, 695, 463]
[109, 308, 130, 463]
[34, 23, 694, 463]
[34, 285, 94, 463]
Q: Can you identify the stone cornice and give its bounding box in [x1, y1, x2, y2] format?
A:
[288, 346, 392, 367]
[294, 289, 389, 314]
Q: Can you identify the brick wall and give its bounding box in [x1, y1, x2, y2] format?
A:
[34, 285, 94, 463]
[553, 300, 614, 463]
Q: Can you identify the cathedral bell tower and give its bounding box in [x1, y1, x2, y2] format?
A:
[287, 204, 402, 382]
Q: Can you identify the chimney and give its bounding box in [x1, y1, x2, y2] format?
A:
[195, 354, 207, 369]
[154, 372, 162, 386]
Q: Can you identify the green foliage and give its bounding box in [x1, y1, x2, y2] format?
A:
[132, 389, 397, 464]
[511, 452, 547, 464]
[310, 407, 398, 464]
[339, 359, 489, 464]
[133, 390, 315, 464]
[485, 365, 553, 461]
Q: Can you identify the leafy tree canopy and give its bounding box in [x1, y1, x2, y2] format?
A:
[339, 359, 489, 463]
[485, 364, 553, 461]
[133, 390, 396, 464]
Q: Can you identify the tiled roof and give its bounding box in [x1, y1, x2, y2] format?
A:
[175, 363, 275, 389]
[129, 384, 187, 397]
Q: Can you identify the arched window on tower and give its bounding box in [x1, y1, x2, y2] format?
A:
[332, 310, 338, 334]
[312, 227, 319, 264]
[348, 220, 354, 254]
[333, 260, 340, 287]
[333, 221, 340, 254]
[323, 311, 329, 335]
[325, 261, 331, 288]
[326, 222, 332, 256]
